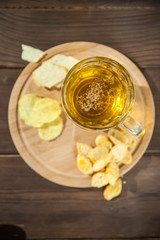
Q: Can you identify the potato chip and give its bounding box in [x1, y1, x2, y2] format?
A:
[122, 130, 136, 147]
[121, 150, 132, 164]
[88, 146, 109, 162]
[25, 118, 44, 128]
[33, 62, 67, 88]
[108, 128, 136, 147]
[21, 44, 45, 62]
[91, 172, 108, 188]
[108, 129, 129, 145]
[30, 98, 61, 124]
[95, 135, 112, 150]
[109, 144, 128, 162]
[77, 143, 92, 158]
[106, 162, 119, 186]
[18, 94, 39, 121]
[77, 154, 93, 175]
[103, 178, 122, 200]
[48, 54, 79, 71]
[18, 94, 44, 127]
[38, 116, 63, 141]
[93, 155, 110, 172]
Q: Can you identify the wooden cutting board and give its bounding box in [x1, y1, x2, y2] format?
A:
[8, 42, 155, 187]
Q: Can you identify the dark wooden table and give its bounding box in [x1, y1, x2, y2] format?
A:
[0, 0, 160, 239]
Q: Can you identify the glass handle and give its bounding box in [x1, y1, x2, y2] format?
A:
[121, 115, 145, 137]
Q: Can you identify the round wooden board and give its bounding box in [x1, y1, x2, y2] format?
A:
[8, 42, 155, 188]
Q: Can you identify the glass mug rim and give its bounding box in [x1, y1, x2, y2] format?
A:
[61, 56, 135, 131]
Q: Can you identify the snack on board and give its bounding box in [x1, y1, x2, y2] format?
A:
[108, 128, 136, 147]
[109, 144, 128, 162]
[122, 130, 136, 147]
[21, 44, 45, 62]
[92, 155, 110, 172]
[106, 162, 119, 186]
[91, 172, 108, 188]
[108, 129, 129, 145]
[33, 62, 67, 88]
[21, 45, 79, 89]
[95, 135, 112, 150]
[38, 116, 63, 141]
[103, 178, 122, 200]
[88, 146, 109, 162]
[30, 98, 61, 124]
[25, 117, 43, 128]
[77, 154, 93, 174]
[32, 55, 79, 89]
[47, 54, 79, 71]
[18, 94, 63, 141]
[18, 94, 40, 123]
[77, 143, 92, 158]
[121, 150, 132, 164]
[76, 132, 137, 200]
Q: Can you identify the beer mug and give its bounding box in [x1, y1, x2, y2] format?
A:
[62, 57, 145, 137]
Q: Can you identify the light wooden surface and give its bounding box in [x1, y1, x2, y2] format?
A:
[8, 41, 155, 187]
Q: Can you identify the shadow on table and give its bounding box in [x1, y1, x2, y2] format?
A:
[0, 225, 26, 240]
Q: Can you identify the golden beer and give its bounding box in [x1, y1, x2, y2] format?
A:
[62, 57, 135, 130]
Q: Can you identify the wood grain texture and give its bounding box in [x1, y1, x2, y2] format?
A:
[0, 0, 160, 9]
[1, 67, 160, 154]
[0, 238, 155, 240]
[0, 69, 21, 154]
[0, 8, 160, 68]
[8, 42, 155, 187]
[0, 155, 160, 239]
[143, 68, 160, 152]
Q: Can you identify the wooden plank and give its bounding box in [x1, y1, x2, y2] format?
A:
[0, 8, 160, 68]
[24, 239, 160, 240]
[25, 239, 160, 240]
[0, 69, 21, 154]
[22, 238, 160, 240]
[1, 68, 159, 154]
[0, 0, 160, 9]
[143, 68, 160, 152]
[0, 155, 160, 239]
[26, 239, 160, 240]
[1, 237, 157, 240]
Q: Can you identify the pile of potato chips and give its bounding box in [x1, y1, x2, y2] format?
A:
[18, 94, 63, 141]
[77, 129, 136, 200]
[21, 44, 79, 89]
[32, 54, 78, 89]
[19, 45, 80, 140]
